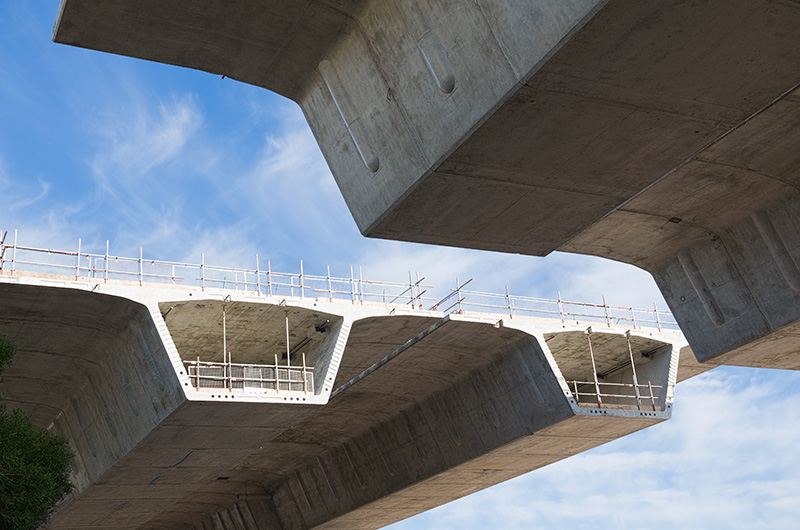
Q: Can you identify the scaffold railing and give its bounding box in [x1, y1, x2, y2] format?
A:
[429, 278, 678, 331]
[0, 230, 432, 307]
[185, 359, 314, 395]
[568, 379, 663, 411]
[0, 229, 678, 331]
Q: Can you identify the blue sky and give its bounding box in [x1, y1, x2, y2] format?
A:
[2, 3, 799, 528]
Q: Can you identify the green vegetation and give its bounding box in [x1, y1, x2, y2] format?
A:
[0, 337, 73, 530]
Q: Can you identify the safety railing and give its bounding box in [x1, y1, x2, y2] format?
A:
[0, 229, 677, 331]
[567, 380, 662, 411]
[0, 230, 432, 308]
[185, 360, 314, 395]
[429, 278, 678, 331]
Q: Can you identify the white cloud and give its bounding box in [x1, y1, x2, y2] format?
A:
[87, 94, 203, 231]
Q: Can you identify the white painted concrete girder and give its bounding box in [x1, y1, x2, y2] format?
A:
[0, 273, 684, 529]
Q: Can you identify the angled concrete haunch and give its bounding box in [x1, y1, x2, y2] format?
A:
[0, 273, 685, 529]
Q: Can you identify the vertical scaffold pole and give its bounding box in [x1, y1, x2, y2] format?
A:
[456, 276, 463, 314]
[200, 252, 205, 292]
[222, 307, 227, 368]
[76, 238, 81, 280]
[11, 230, 17, 276]
[285, 311, 291, 368]
[648, 380, 656, 411]
[505, 285, 513, 319]
[626, 331, 643, 410]
[0, 229, 6, 272]
[603, 295, 611, 327]
[654, 302, 662, 331]
[558, 291, 565, 324]
[104, 240, 109, 284]
[275, 354, 280, 394]
[256, 254, 261, 296]
[267, 260, 273, 296]
[195, 356, 200, 391]
[327, 265, 333, 302]
[302, 352, 308, 395]
[300, 260, 304, 299]
[350, 265, 355, 304]
[586, 328, 603, 408]
[416, 272, 422, 309]
[138, 247, 143, 286]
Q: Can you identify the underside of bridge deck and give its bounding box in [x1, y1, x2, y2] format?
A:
[0, 276, 684, 529]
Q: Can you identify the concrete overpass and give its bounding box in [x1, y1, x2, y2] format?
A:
[52, 0, 800, 372]
[0, 238, 693, 529]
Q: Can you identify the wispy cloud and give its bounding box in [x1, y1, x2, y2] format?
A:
[86, 93, 204, 245]
[89, 96, 202, 192]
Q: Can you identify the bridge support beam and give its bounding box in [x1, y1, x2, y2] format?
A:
[52, 0, 800, 370]
[0, 275, 683, 529]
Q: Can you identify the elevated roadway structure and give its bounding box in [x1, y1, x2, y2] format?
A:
[52, 0, 800, 371]
[0, 239, 694, 529]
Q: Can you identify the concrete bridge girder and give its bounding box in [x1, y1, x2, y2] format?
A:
[0, 274, 684, 529]
[52, 0, 800, 369]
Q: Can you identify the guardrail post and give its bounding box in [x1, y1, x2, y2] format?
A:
[228, 351, 233, 392]
[505, 285, 513, 319]
[136, 247, 142, 286]
[350, 265, 355, 304]
[200, 252, 205, 291]
[409, 271, 414, 306]
[11, 230, 17, 276]
[104, 240, 109, 284]
[267, 259, 273, 296]
[631, 307, 637, 329]
[76, 238, 81, 280]
[558, 291, 565, 324]
[328, 265, 333, 301]
[654, 302, 662, 331]
[300, 260, 304, 299]
[302, 352, 308, 395]
[195, 356, 200, 391]
[256, 254, 261, 295]
[275, 354, 280, 393]
[456, 277, 463, 314]
[0, 229, 5, 273]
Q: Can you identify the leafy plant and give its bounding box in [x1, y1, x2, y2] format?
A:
[0, 337, 73, 530]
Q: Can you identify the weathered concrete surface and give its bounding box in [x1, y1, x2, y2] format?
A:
[0, 272, 686, 529]
[0, 281, 185, 498]
[52, 0, 800, 369]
